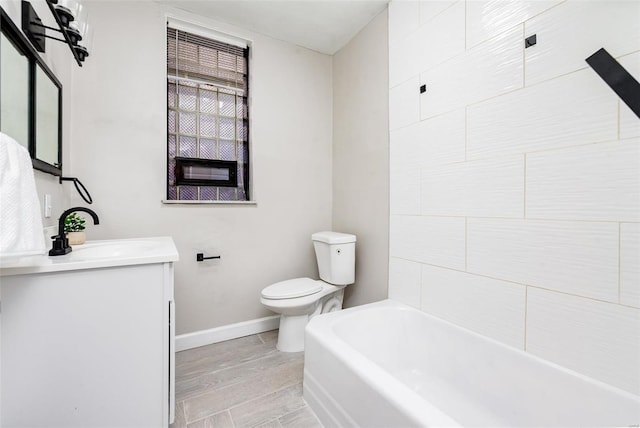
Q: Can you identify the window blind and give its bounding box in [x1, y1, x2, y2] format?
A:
[167, 27, 248, 92]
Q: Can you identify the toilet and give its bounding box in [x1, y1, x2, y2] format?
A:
[260, 231, 356, 352]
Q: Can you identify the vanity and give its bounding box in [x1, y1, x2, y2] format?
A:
[0, 237, 178, 427]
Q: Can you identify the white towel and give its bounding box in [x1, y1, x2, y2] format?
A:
[0, 132, 45, 258]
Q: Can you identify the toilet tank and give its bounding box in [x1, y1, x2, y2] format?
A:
[312, 231, 356, 285]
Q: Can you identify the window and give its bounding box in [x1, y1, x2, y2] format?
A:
[166, 25, 249, 201]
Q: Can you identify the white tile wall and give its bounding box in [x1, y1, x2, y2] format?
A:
[389, 167, 420, 215]
[621, 223, 640, 309]
[466, 0, 562, 49]
[389, 76, 420, 130]
[413, 109, 466, 167]
[388, 0, 419, 45]
[419, 0, 457, 25]
[525, 1, 640, 86]
[388, 257, 422, 308]
[389, 33, 419, 88]
[619, 52, 640, 140]
[391, 108, 466, 168]
[527, 140, 640, 222]
[421, 265, 526, 348]
[467, 69, 618, 160]
[419, 25, 523, 119]
[390, 109, 466, 215]
[389, 215, 465, 269]
[467, 218, 619, 302]
[526, 287, 640, 395]
[421, 155, 524, 217]
[415, 1, 465, 73]
[388, 0, 640, 392]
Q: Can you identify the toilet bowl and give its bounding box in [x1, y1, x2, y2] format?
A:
[260, 231, 356, 352]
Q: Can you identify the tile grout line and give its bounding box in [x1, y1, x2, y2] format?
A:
[523, 153, 527, 219]
[464, 216, 468, 272]
[617, 100, 621, 140]
[390, 213, 634, 225]
[182, 367, 304, 424]
[388, 256, 639, 309]
[419, 259, 424, 310]
[522, 23, 526, 88]
[523, 286, 528, 351]
[177, 351, 293, 404]
[177, 346, 279, 383]
[225, 381, 304, 414]
[618, 222, 622, 304]
[227, 409, 237, 428]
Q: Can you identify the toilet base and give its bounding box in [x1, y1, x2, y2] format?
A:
[274, 288, 345, 352]
[276, 314, 308, 352]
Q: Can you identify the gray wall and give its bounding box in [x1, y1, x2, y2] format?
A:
[333, 9, 389, 308]
[68, 2, 334, 335]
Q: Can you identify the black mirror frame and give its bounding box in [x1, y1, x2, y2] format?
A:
[1, 6, 62, 177]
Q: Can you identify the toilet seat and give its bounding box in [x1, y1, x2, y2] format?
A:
[261, 278, 322, 300]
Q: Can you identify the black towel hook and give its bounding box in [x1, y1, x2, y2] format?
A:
[59, 176, 93, 204]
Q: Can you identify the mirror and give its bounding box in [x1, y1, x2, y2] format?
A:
[35, 63, 61, 169]
[0, 32, 30, 150]
[0, 7, 62, 176]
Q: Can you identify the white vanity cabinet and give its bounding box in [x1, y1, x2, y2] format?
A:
[0, 237, 178, 427]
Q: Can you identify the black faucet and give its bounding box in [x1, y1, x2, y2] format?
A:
[49, 207, 100, 256]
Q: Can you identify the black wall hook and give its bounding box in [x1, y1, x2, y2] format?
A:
[60, 176, 93, 204]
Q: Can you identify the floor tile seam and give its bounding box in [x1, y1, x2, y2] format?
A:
[176, 378, 248, 403]
[173, 400, 188, 428]
[225, 380, 306, 416]
[178, 372, 269, 405]
[177, 357, 303, 402]
[176, 338, 267, 361]
[176, 350, 280, 383]
[182, 374, 303, 423]
[176, 345, 277, 368]
[276, 404, 321, 426]
[182, 408, 234, 428]
[231, 396, 306, 428]
[245, 415, 282, 428]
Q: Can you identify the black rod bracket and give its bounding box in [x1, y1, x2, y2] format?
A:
[586, 47, 640, 119]
[196, 253, 221, 262]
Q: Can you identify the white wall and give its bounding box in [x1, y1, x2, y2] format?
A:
[333, 9, 389, 308]
[69, 1, 333, 335]
[1, 0, 72, 228]
[388, 0, 640, 396]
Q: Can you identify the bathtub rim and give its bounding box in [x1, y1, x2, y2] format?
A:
[305, 299, 640, 419]
[305, 300, 463, 426]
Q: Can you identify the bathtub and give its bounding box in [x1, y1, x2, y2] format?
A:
[303, 300, 640, 427]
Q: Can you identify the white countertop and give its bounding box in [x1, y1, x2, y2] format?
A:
[0, 237, 179, 276]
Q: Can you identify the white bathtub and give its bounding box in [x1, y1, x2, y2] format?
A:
[303, 300, 640, 427]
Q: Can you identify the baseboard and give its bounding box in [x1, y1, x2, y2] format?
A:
[176, 315, 280, 352]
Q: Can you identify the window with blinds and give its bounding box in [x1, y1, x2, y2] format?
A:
[166, 26, 250, 201]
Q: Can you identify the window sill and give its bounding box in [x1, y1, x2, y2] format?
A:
[161, 200, 257, 206]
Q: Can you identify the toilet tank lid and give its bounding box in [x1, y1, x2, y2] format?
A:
[311, 231, 356, 244]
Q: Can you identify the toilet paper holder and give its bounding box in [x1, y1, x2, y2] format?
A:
[196, 253, 221, 262]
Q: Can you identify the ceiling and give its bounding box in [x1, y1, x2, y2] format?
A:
[156, 0, 389, 55]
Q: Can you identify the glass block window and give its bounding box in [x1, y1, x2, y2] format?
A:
[167, 26, 250, 201]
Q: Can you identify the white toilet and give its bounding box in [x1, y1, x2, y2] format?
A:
[260, 231, 356, 352]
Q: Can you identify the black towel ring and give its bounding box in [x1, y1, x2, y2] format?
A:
[59, 176, 93, 204]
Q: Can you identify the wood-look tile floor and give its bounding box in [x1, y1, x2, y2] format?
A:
[170, 330, 324, 428]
